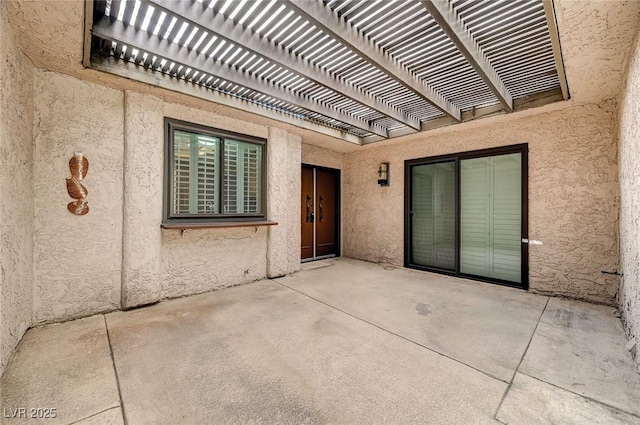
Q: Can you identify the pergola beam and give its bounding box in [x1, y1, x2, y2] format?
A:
[92, 18, 387, 139]
[362, 88, 564, 144]
[284, 0, 462, 122]
[542, 0, 570, 100]
[147, 0, 421, 131]
[92, 55, 364, 145]
[421, 0, 514, 112]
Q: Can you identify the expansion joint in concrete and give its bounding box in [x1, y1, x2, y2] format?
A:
[103, 315, 129, 425]
[493, 296, 550, 419]
[67, 406, 121, 425]
[271, 278, 507, 384]
[519, 371, 640, 420]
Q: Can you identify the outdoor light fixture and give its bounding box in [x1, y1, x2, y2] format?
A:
[378, 162, 389, 186]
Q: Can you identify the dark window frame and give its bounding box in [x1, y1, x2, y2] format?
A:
[163, 118, 267, 225]
[404, 143, 529, 290]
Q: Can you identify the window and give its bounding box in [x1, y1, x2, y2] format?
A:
[164, 118, 266, 224]
[405, 144, 528, 289]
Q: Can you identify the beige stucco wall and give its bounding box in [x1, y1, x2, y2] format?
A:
[121, 91, 163, 307]
[344, 102, 620, 304]
[33, 70, 124, 323]
[0, 2, 35, 375]
[31, 71, 302, 322]
[302, 144, 345, 170]
[619, 28, 640, 368]
[556, 0, 640, 105]
[266, 129, 302, 278]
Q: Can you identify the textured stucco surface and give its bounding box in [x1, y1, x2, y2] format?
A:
[344, 103, 620, 304]
[28, 75, 304, 320]
[619, 27, 640, 369]
[33, 71, 124, 323]
[302, 144, 345, 170]
[121, 91, 163, 307]
[0, 2, 34, 376]
[160, 99, 273, 299]
[162, 227, 268, 299]
[556, 0, 640, 104]
[266, 128, 301, 278]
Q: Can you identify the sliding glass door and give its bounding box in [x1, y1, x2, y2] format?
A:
[460, 154, 522, 283]
[410, 161, 456, 271]
[405, 145, 527, 288]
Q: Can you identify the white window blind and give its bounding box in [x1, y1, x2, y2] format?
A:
[224, 139, 262, 214]
[196, 135, 219, 214]
[460, 153, 522, 283]
[410, 161, 456, 270]
[173, 131, 220, 215]
[224, 141, 239, 214]
[170, 126, 263, 219]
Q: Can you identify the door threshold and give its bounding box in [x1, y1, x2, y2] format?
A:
[301, 254, 337, 263]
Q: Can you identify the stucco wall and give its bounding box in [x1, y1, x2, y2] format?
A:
[121, 91, 163, 307]
[619, 28, 640, 368]
[150, 95, 272, 301]
[302, 144, 345, 170]
[0, 2, 35, 375]
[33, 71, 124, 323]
[267, 129, 302, 278]
[31, 73, 302, 321]
[344, 102, 619, 305]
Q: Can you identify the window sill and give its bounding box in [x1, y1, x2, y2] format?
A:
[161, 221, 278, 230]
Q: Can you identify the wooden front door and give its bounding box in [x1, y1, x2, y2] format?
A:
[301, 165, 340, 261]
[301, 166, 314, 260]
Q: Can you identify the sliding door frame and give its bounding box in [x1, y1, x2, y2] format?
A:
[404, 143, 529, 289]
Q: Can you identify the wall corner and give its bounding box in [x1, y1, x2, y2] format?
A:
[121, 90, 164, 308]
[266, 128, 301, 278]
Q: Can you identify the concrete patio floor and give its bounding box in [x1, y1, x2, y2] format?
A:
[2, 258, 639, 424]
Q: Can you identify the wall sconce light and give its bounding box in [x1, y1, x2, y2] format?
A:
[378, 162, 389, 186]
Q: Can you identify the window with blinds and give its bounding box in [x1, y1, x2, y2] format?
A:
[405, 144, 527, 289]
[223, 140, 262, 215]
[165, 119, 265, 222]
[410, 161, 456, 271]
[460, 154, 522, 283]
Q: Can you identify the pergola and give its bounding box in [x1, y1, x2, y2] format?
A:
[87, 0, 568, 145]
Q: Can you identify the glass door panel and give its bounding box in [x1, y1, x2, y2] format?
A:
[460, 153, 522, 283]
[410, 161, 456, 271]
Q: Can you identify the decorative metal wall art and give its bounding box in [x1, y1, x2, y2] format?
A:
[66, 152, 89, 215]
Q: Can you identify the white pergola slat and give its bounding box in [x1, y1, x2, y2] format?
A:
[420, 0, 514, 112]
[86, 0, 569, 144]
[148, 0, 422, 131]
[284, 0, 463, 122]
[542, 0, 570, 100]
[92, 17, 388, 139]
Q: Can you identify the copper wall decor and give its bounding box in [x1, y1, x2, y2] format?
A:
[66, 152, 89, 215]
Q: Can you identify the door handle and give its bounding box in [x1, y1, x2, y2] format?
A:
[319, 196, 324, 222]
[306, 195, 314, 223]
